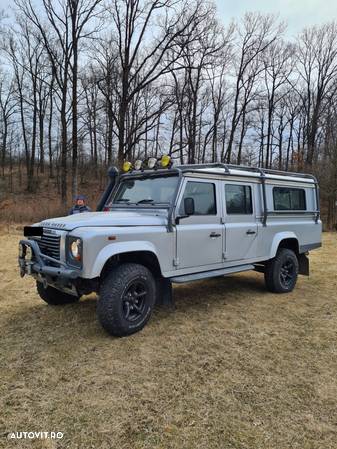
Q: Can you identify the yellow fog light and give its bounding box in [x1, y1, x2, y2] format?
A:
[147, 157, 157, 169]
[123, 161, 132, 172]
[134, 160, 143, 170]
[160, 154, 171, 168]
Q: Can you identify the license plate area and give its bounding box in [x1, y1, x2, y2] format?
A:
[24, 226, 43, 237]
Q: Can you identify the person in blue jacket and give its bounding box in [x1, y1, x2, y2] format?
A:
[68, 194, 92, 215]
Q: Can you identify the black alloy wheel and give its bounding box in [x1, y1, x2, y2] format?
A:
[279, 258, 296, 289]
[122, 280, 148, 322]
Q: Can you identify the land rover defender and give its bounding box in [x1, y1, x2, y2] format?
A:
[18, 159, 322, 336]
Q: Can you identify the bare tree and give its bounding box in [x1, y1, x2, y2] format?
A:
[226, 13, 283, 163]
[0, 74, 16, 177]
[296, 22, 337, 167]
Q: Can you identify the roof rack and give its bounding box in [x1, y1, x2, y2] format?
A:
[177, 162, 317, 182]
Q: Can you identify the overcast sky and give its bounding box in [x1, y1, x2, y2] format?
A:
[2, 0, 337, 36]
[216, 0, 337, 36]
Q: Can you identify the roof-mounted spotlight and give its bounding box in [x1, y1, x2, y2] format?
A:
[122, 161, 132, 172]
[134, 160, 143, 171]
[147, 157, 157, 169]
[160, 154, 172, 168]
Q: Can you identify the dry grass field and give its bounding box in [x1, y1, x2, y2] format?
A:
[0, 229, 336, 449]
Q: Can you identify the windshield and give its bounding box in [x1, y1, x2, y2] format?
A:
[111, 175, 178, 206]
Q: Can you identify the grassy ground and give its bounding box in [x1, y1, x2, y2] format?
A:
[0, 230, 336, 449]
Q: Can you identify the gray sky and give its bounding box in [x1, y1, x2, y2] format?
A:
[216, 0, 337, 36]
[2, 0, 337, 36]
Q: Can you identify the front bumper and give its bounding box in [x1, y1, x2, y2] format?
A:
[18, 239, 81, 291]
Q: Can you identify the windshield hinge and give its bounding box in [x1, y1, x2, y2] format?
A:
[173, 258, 180, 267]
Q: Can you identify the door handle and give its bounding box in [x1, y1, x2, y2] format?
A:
[210, 232, 221, 238]
[246, 230, 256, 235]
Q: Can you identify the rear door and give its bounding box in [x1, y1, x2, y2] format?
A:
[223, 182, 258, 262]
[175, 178, 223, 270]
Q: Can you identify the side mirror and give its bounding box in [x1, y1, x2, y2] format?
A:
[184, 197, 195, 216]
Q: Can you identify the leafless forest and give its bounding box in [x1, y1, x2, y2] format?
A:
[0, 0, 337, 227]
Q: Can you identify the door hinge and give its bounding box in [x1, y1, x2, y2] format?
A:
[173, 258, 180, 267]
[222, 252, 227, 260]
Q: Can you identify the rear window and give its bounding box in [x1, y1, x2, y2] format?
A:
[273, 187, 306, 211]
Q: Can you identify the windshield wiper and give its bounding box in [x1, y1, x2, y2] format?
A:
[136, 199, 155, 204]
[115, 199, 131, 203]
[136, 199, 170, 206]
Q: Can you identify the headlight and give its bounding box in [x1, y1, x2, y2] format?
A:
[67, 237, 83, 267]
[70, 238, 82, 260]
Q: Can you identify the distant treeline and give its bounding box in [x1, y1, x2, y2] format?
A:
[0, 1, 337, 227]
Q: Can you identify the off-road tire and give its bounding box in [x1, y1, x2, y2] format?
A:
[264, 248, 299, 293]
[97, 263, 156, 337]
[36, 282, 80, 305]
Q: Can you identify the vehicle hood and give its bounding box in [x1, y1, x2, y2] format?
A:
[38, 210, 168, 231]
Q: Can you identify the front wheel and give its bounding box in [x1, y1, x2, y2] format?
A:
[36, 282, 80, 305]
[97, 263, 156, 337]
[264, 248, 299, 293]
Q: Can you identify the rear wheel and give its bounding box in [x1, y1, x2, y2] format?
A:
[264, 248, 299, 293]
[36, 282, 80, 305]
[97, 263, 156, 337]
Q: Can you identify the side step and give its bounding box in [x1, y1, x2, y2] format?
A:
[170, 264, 254, 284]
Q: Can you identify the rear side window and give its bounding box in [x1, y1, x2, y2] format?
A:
[273, 187, 306, 211]
[225, 184, 253, 214]
[180, 181, 216, 215]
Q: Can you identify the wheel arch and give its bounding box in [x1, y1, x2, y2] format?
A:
[269, 232, 299, 259]
[91, 241, 163, 279]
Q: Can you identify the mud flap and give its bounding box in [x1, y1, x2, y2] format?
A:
[155, 278, 174, 308]
[298, 253, 310, 276]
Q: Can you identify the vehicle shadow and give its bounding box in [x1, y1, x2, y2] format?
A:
[1, 273, 267, 344]
[170, 272, 267, 311]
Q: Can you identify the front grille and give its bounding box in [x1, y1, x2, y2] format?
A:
[35, 234, 61, 260]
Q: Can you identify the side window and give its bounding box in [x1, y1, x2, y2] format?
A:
[273, 187, 306, 211]
[225, 184, 253, 215]
[179, 181, 216, 215]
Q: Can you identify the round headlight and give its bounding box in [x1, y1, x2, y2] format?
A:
[134, 160, 143, 170]
[123, 161, 132, 172]
[70, 239, 81, 259]
[147, 157, 157, 169]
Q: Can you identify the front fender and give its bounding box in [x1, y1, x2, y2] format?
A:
[90, 241, 160, 278]
[269, 232, 298, 259]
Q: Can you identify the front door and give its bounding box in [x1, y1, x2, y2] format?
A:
[175, 178, 223, 270]
[223, 182, 258, 262]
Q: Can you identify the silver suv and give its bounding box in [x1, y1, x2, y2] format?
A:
[19, 161, 322, 336]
